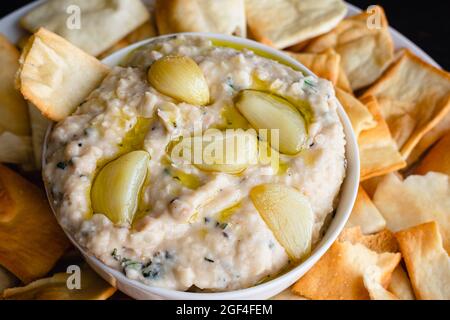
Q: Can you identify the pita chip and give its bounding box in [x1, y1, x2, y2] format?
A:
[336, 88, 376, 137]
[0, 34, 30, 136]
[17, 28, 110, 121]
[20, 0, 150, 57]
[336, 64, 353, 93]
[407, 111, 450, 165]
[388, 265, 415, 300]
[0, 132, 33, 165]
[245, 0, 347, 49]
[287, 49, 341, 85]
[0, 165, 70, 283]
[363, 266, 399, 300]
[362, 50, 450, 158]
[2, 264, 116, 300]
[0, 265, 19, 292]
[305, 6, 394, 90]
[28, 103, 51, 169]
[395, 222, 450, 300]
[414, 132, 450, 176]
[373, 172, 450, 253]
[292, 240, 400, 300]
[271, 287, 308, 300]
[346, 186, 386, 234]
[358, 96, 406, 181]
[339, 227, 398, 254]
[361, 172, 403, 198]
[98, 22, 157, 60]
[156, 0, 246, 37]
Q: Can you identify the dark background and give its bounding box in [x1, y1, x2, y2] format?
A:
[0, 0, 449, 70]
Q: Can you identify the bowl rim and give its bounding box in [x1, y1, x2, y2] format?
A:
[43, 32, 360, 299]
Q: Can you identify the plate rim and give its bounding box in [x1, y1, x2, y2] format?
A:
[0, 0, 442, 70]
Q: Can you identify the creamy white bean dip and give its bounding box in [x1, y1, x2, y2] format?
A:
[44, 36, 346, 291]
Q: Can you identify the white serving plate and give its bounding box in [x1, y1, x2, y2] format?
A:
[0, 0, 439, 300]
[0, 0, 441, 69]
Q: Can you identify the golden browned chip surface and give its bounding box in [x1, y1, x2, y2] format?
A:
[27, 103, 51, 169]
[292, 241, 400, 300]
[271, 287, 308, 300]
[156, 0, 246, 37]
[362, 50, 450, 158]
[346, 187, 386, 234]
[287, 49, 341, 85]
[0, 165, 70, 283]
[305, 6, 394, 90]
[336, 64, 353, 93]
[0, 34, 30, 136]
[2, 264, 116, 300]
[395, 222, 450, 300]
[0, 265, 18, 292]
[20, 0, 150, 57]
[98, 22, 157, 60]
[245, 0, 347, 49]
[363, 266, 398, 300]
[407, 112, 450, 165]
[361, 172, 403, 198]
[358, 96, 406, 181]
[388, 265, 415, 300]
[336, 88, 376, 138]
[414, 133, 450, 176]
[339, 227, 398, 253]
[373, 172, 450, 253]
[17, 28, 110, 121]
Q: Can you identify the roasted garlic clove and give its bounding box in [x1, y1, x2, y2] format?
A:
[250, 184, 314, 261]
[148, 55, 210, 106]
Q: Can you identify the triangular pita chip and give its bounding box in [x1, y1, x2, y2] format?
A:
[305, 6, 394, 90]
[98, 21, 157, 60]
[414, 132, 450, 176]
[362, 49, 450, 158]
[20, 0, 150, 57]
[407, 111, 450, 165]
[28, 103, 51, 169]
[17, 28, 110, 121]
[361, 172, 403, 198]
[271, 287, 308, 300]
[336, 64, 353, 93]
[245, 0, 347, 49]
[292, 241, 400, 300]
[0, 265, 19, 292]
[395, 221, 450, 300]
[358, 96, 406, 181]
[346, 186, 386, 234]
[373, 172, 450, 253]
[0, 34, 30, 137]
[0, 132, 33, 165]
[336, 88, 376, 137]
[0, 165, 70, 283]
[287, 49, 340, 85]
[363, 266, 399, 300]
[339, 227, 398, 253]
[2, 263, 116, 300]
[388, 265, 415, 300]
[156, 0, 246, 37]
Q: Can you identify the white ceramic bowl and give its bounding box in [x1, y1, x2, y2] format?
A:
[44, 33, 360, 300]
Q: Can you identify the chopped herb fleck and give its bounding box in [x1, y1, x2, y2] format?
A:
[56, 162, 67, 170]
[204, 257, 215, 263]
[222, 232, 229, 238]
[218, 222, 228, 230]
